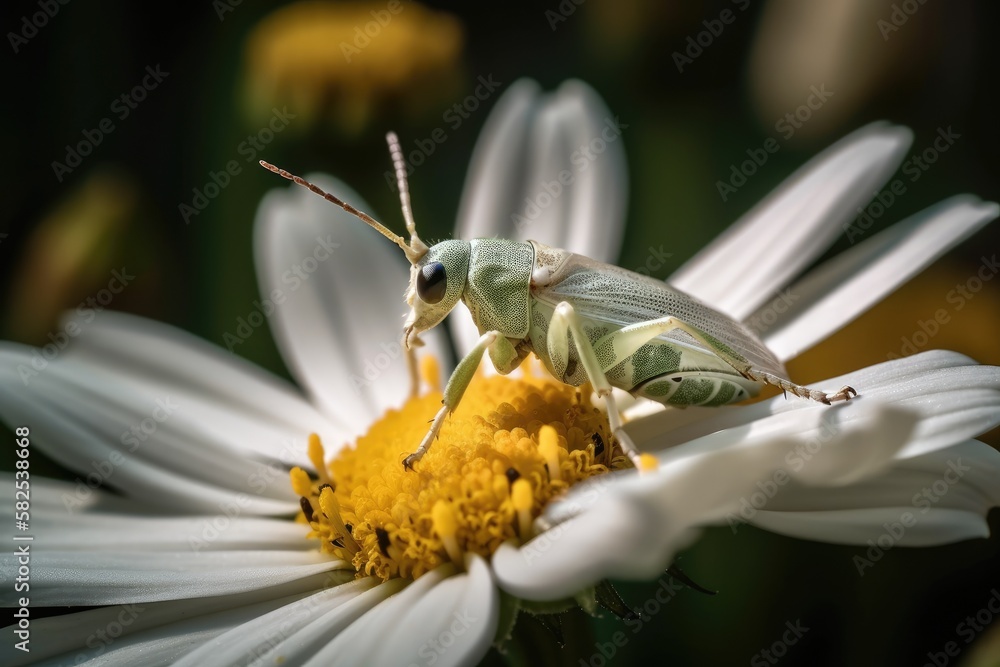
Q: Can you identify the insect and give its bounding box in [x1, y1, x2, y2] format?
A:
[261, 133, 856, 470]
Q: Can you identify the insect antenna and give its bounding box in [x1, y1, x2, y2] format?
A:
[385, 131, 428, 256]
[259, 160, 427, 264]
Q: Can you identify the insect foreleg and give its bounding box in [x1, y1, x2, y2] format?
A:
[404, 332, 420, 399]
[404, 331, 518, 470]
[547, 302, 644, 468]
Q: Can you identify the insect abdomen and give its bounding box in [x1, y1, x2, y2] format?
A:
[633, 370, 758, 406]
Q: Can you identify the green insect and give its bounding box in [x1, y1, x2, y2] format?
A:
[261, 133, 855, 469]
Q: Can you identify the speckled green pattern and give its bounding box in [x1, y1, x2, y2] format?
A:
[531, 253, 787, 378]
[671, 377, 715, 404]
[627, 342, 682, 387]
[464, 239, 534, 338]
[633, 372, 751, 406]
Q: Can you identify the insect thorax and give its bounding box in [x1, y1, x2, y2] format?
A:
[462, 239, 533, 338]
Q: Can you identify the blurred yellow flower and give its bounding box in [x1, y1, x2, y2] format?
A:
[4, 169, 140, 343]
[243, 1, 464, 134]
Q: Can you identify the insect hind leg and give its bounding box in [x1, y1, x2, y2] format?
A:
[548, 302, 644, 468]
[743, 369, 857, 405]
[602, 314, 857, 407]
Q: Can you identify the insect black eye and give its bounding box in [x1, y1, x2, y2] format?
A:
[417, 262, 447, 304]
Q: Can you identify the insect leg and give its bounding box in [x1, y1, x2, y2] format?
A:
[404, 332, 420, 399]
[618, 317, 856, 405]
[741, 370, 857, 404]
[547, 302, 644, 467]
[403, 331, 518, 469]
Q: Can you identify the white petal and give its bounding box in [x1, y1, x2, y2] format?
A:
[0, 490, 307, 552]
[1, 572, 336, 667]
[303, 564, 453, 666]
[255, 174, 449, 431]
[173, 577, 385, 667]
[366, 554, 498, 667]
[758, 196, 1000, 360]
[453, 78, 542, 241]
[0, 473, 146, 515]
[450, 78, 629, 358]
[741, 439, 1000, 546]
[750, 508, 989, 547]
[493, 407, 916, 600]
[0, 550, 351, 606]
[626, 350, 1000, 461]
[254, 579, 405, 666]
[670, 123, 913, 320]
[57, 311, 343, 462]
[0, 356, 298, 515]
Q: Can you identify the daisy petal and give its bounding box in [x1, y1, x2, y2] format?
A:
[251, 579, 406, 667]
[0, 349, 299, 515]
[0, 572, 337, 667]
[750, 508, 988, 548]
[303, 564, 453, 666]
[453, 78, 541, 241]
[0, 479, 307, 551]
[306, 556, 497, 667]
[758, 196, 1000, 360]
[740, 439, 1000, 546]
[626, 351, 1000, 461]
[3, 311, 342, 468]
[493, 407, 916, 600]
[0, 473, 148, 515]
[0, 550, 352, 606]
[368, 554, 497, 667]
[173, 577, 386, 667]
[255, 174, 450, 431]
[670, 123, 913, 320]
[451, 78, 628, 357]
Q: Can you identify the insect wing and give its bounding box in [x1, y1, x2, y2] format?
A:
[530, 253, 788, 378]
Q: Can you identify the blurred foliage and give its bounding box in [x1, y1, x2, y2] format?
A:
[2, 0, 1000, 665]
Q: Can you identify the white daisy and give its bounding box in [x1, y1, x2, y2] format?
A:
[2, 79, 999, 667]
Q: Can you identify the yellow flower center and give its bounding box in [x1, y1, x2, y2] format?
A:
[290, 362, 627, 581]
